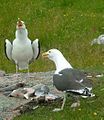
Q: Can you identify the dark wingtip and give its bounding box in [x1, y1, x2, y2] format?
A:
[4, 40, 14, 63]
[36, 40, 40, 59]
[4, 40, 9, 60]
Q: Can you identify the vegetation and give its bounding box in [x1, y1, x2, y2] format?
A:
[0, 0, 104, 119]
[0, 0, 104, 73]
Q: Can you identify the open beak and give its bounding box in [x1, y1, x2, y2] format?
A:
[42, 52, 49, 58]
[17, 18, 23, 28]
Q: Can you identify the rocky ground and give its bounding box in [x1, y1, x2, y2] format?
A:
[0, 70, 103, 120]
[0, 70, 62, 120]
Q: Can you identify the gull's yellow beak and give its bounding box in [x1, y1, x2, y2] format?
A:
[42, 52, 49, 58]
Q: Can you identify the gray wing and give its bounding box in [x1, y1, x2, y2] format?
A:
[53, 68, 92, 92]
[5, 39, 13, 61]
[69, 69, 92, 87]
[29, 39, 40, 64]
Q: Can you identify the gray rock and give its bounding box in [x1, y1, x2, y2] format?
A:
[0, 71, 61, 119]
[0, 82, 25, 92]
[0, 70, 5, 77]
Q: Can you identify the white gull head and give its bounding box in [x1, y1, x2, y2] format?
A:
[42, 49, 73, 74]
[16, 18, 28, 39]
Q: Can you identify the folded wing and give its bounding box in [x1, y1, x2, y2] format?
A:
[29, 39, 40, 64]
[5, 39, 13, 61]
[53, 68, 92, 92]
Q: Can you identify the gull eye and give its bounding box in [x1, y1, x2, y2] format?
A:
[49, 51, 51, 53]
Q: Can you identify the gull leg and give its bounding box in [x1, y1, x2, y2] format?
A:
[26, 65, 34, 78]
[14, 64, 20, 78]
[53, 93, 66, 112]
[16, 64, 18, 74]
[61, 93, 66, 110]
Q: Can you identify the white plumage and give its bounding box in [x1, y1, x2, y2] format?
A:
[91, 34, 104, 45]
[5, 19, 40, 74]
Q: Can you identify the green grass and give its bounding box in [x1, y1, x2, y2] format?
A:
[0, 0, 104, 119]
[0, 0, 104, 73]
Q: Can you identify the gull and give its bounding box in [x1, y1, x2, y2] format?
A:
[5, 18, 40, 77]
[42, 49, 95, 112]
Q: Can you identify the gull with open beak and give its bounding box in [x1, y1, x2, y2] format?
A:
[5, 18, 40, 77]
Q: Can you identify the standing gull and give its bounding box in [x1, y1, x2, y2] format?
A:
[5, 18, 40, 76]
[42, 49, 95, 112]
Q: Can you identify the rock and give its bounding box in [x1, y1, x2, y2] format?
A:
[0, 82, 26, 92]
[0, 70, 5, 77]
[0, 71, 54, 119]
